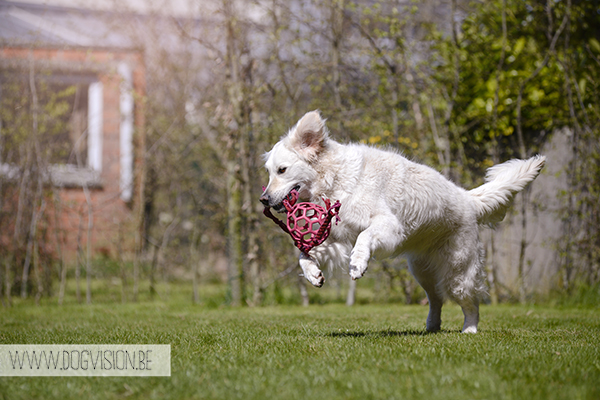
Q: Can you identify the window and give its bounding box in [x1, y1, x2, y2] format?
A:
[0, 70, 103, 187]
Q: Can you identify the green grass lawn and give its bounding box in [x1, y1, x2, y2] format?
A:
[1, 299, 599, 400]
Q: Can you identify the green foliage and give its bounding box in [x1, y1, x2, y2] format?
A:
[419, 0, 600, 287]
[0, 76, 77, 165]
[426, 1, 557, 177]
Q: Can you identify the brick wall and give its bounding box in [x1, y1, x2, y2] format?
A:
[1, 45, 146, 262]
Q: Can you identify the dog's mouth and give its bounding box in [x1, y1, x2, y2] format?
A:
[273, 185, 301, 212]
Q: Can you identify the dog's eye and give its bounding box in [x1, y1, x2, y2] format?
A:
[277, 167, 287, 175]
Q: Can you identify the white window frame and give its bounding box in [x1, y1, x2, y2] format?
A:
[88, 81, 103, 173]
[118, 62, 134, 202]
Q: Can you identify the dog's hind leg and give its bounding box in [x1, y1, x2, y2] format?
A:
[447, 241, 485, 333]
[424, 291, 444, 332]
[408, 257, 443, 332]
[457, 297, 479, 334]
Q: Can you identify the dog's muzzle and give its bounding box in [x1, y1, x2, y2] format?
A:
[259, 193, 270, 207]
[260, 185, 300, 212]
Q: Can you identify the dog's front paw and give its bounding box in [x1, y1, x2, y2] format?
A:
[299, 254, 325, 287]
[305, 270, 325, 287]
[349, 265, 365, 280]
[349, 249, 369, 280]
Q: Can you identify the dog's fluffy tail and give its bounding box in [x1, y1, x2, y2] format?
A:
[468, 155, 546, 225]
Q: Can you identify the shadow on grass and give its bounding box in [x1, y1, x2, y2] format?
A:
[325, 329, 461, 338]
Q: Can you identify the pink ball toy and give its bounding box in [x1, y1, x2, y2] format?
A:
[263, 188, 341, 254]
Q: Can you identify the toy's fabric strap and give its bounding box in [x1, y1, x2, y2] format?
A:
[262, 188, 298, 236]
[263, 207, 290, 235]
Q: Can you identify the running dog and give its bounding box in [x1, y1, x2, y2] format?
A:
[260, 111, 545, 333]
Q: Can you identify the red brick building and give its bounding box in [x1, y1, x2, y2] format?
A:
[0, 1, 146, 261]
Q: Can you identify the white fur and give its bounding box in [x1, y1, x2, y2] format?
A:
[261, 111, 546, 333]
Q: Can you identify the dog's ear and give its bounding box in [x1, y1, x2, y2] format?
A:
[288, 110, 328, 162]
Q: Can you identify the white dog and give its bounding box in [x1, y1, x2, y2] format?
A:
[260, 111, 545, 333]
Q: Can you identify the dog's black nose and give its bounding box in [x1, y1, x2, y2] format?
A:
[260, 194, 270, 207]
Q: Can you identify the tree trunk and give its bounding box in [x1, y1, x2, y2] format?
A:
[133, 242, 140, 302]
[84, 189, 93, 304]
[33, 239, 43, 305]
[517, 188, 530, 303]
[21, 63, 41, 299]
[190, 226, 201, 304]
[487, 230, 499, 305]
[117, 223, 127, 303]
[54, 188, 68, 306]
[4, 258, 11, 307]
[224, 0, 246, 307]
[149, 243, 158, 298]
[227, 159, 244, 306]
[20, 181, 43, 298]
[346, 277, 356, 306]
[426, 102, 449, 177]
[299, 274, 309, 307]
[75, 212, 83, 303]
[331, 0, 345, 117]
